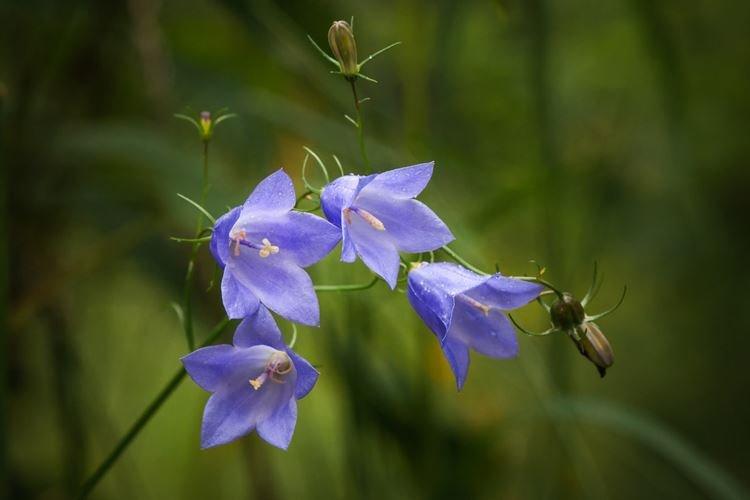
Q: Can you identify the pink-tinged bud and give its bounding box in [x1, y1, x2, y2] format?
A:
[199, 111, 212, 141]
[328, 20, 358, 78]
[575, 322, 614, 377]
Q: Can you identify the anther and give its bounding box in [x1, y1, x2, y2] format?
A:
[460, 295, 492, 316]
[230, 229, 247, 257]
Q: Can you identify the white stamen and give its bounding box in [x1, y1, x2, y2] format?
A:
[249, 351, 292, 390]
[460, 295, 492, 316]
[230, 229, 247, 257]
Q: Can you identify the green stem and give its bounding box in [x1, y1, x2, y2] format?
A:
[349, 78, 371, 173]
[314, 276, 379, 292]
[77, 317, 231, 500]
[440, 245, 488, 275]
[182, 141, 210, 350]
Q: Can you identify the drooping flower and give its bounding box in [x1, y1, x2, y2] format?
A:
[182, 306, 319, 449]
[210, 169, 341, 326]
[320, 162, 454, 288]
[406, 262, 542, 389]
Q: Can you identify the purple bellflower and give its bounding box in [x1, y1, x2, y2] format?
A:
[406, 262, 542, 389]
[210, 169, 341, 326]
[320, 162, 454, 289]
[182, 306, 319, 449]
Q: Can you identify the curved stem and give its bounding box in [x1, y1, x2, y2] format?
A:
[349, 79, 371, 173]
[77, 317, 231, 500]
[182, 141, 210, 350]
[314, 275, 379, 292]
[440, 245, 488, 275]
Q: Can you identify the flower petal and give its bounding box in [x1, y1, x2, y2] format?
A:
[233, 305, 285, 349]
[210, 206, 241, 267]
[340, 223, 356, 262]
[200, 364, 295, 449]
[288, 350, 319, 399]
[442, 338, 470, 390]
[221, 271, 260, 320]
[410, 262, 485, 297]
[320, 175, 360, 227]
[355, 196, 454, 253]
[236, 212, 340, 268]
[182, 344, 276, 393]
[448, 302, 519, 358]
[347, 213, 400, 288]
[464, 275, 543, 311]
[241, 169, 296, 217]
[256, 399, 297, 450]
[406, 276, 451, 341]
[358, 162, 435, 199]
[228, 251, 319, 326]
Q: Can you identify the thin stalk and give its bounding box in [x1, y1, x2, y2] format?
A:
[182, 140, 210, 350]
[349, 78, 371, 172]
[77, 317, 231, 499]
[440, 245, 488, 275]
[314, 276, 379, 292]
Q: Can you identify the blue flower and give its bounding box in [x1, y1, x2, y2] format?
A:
[406, 262, 542, 389]
[182, 306, 319, 449]
[320, 162, 454, 288]
[210, 169, 341, 326]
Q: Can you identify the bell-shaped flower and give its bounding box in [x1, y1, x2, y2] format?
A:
[406, 262, 542, 389]
[182, 306, 319, 449]
[210, 169, 341, 326]
[320, 162, 454, 288]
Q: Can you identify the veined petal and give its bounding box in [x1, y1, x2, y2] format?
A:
[221, 271, 260, 320]
[448, 301, 519, 358]
[200, 362, 296, 449]
[236, 211, 340, 268]
[341, 223, 356, 262]
[241, 169, 296, 217]
[288, 351, 319, 399]
[347, 213, 400, 289]
[464, 275, 543, 311]
[320, 175, 360, 227]
[210, 206, 241, 267]
[182, 344, 276, 393]
[410, 262, 485, 297]
[406, 276, 451, 341]
[358, 162, 434, 199]
[442, 338, 470, 390]
[228, 251, 319, 326]
[355, 196, 454, 253]
[233, 305, 285, 349]
[257, 399, 297, 450]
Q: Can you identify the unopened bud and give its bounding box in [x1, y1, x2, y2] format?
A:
[328, 20, 358, 78]
[575, 322, 614, 377]
[199, 111, 212, 141]
[550, 292, 585, 330]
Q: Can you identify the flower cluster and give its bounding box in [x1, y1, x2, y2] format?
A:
[182, 163, 543, 449]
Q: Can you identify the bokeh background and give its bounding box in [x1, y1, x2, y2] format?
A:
[3, 0, 750, 498]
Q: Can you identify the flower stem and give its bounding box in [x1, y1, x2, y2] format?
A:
[314, 275, 379, 292]
[182, 141, 210, 350]
[77, 317, 231, 500]
[349, 78, 371, 173]
[440, 245, 488, 275]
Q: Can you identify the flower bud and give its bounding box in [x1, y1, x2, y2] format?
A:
[575, 322, 614, 377]
[328, 20, 358, 78]
[550, 292, 585, 330]
[199, 111, 212, 141]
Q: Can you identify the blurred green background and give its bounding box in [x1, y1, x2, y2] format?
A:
[3, 0, 750, 498]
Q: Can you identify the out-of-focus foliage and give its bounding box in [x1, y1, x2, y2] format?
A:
[2, 0, 750, 499]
